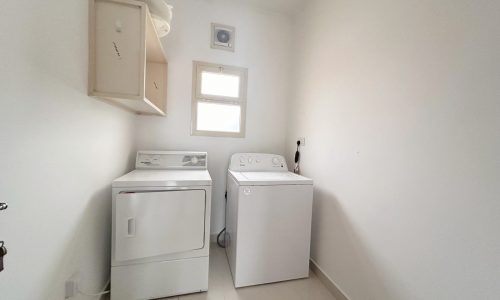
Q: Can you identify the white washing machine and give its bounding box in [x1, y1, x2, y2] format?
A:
[111, 151, 212, 300]
[225, 153, 313, 288]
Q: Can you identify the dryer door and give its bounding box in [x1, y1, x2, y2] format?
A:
[115, 190, 206, 261]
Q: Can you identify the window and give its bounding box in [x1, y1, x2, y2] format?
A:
[191, 61, 248, 137]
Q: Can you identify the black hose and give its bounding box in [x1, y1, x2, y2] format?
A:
[217, 191, 228, 248]
[217, 228, 226, 248]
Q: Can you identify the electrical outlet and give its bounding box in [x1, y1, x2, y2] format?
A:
[298, 137, 306, 146]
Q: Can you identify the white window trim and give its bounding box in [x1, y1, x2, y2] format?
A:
[191, 61, 248, 138]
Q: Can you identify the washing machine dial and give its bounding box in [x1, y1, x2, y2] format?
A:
[239, 156, 246, 163]
[272, 157, 280, 165]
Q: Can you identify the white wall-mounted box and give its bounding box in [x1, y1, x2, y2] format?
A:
[89, 0, 168, 116]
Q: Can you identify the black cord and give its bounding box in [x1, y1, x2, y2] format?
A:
[217, 191, 228, 248]
[294, 142, 300, 163]
[294, 140, 301, 173]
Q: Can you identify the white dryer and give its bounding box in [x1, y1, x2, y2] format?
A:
[111, 151, 212, 300]
[225, 153, 313, 288]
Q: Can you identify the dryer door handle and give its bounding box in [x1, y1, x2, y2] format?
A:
[127, 218, 136, 237]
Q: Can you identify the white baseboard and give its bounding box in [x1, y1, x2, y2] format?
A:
[309, 259, 350, 300]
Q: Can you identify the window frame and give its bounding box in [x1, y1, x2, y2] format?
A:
[191, 61, 248, 138]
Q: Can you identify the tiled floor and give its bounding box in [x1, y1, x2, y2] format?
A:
[160, 244, 336, 300]
[104, 244, 336, 300]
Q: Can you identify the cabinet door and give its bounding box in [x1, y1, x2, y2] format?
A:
[115, 190, 206, 261]
[145, 61, 167, 111]
[94, 0, 144, 97]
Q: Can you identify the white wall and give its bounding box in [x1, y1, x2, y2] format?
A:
[0, 1, 136, 299]
[135, 0, 293, 233]
[286, 0, 500, 299]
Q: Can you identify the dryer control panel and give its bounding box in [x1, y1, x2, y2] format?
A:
[229, 153, 287, 172]
[136, 151, 207, 170]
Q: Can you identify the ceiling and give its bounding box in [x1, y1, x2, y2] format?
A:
[239, 0, 304, 15]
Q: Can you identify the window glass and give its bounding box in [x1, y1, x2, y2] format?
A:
[196, 102, 241, 133]
[200, 71, 240, 98]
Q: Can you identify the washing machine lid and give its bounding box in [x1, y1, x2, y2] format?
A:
[113, 169, 212, 188]
[229, 170, 312, 186]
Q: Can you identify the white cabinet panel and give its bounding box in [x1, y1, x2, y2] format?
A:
[230, 184, 313, 287]
[115, 190, 206, 261]
[111, 257, 209, 300]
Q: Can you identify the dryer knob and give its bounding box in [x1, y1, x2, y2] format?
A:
[272, 157, 280, 165]
[239, 156, 246, 163]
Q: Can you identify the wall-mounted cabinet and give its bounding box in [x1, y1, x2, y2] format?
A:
[89, 0, 167, 116]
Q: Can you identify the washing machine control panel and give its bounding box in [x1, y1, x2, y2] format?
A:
[136, 151, 207, 169]
[229, 153, 287, 171]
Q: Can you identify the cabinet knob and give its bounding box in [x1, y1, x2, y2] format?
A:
[0, 203, 7, 211]
[115, 20, 123, 32]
